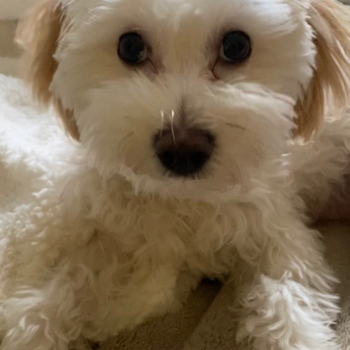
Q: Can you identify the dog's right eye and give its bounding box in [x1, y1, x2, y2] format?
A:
[118, 32, 148, 64]
[220, 31, 251, 64]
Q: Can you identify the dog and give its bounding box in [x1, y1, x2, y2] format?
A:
[1, 0, 350, 349]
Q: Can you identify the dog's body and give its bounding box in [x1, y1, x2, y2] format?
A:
[1, 0, 350, 349]
[1, 105, 349, 350]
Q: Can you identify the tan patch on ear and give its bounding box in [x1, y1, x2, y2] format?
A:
[54, 100, 80, 140]
[295, 0, 350, 139]
[16, 0, 79, 140]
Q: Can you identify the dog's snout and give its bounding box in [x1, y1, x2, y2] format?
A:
[154, 128, 215, 177]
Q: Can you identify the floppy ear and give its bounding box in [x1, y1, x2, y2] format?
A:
[295, 0, 350, 139]
[16, 0, 79, 140]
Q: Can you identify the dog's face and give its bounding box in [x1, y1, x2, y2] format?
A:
[18, 0, 350, 199]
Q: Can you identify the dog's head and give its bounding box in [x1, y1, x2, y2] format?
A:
[17, 0, 350, 198]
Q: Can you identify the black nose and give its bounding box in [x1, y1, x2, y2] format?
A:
[154, 128, 215, 177]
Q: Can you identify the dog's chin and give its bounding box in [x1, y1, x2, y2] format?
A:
[116, 163, 244, 202]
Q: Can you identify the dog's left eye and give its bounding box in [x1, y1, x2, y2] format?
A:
[118, 32, 148, 64]
[220, 31, 251, 64]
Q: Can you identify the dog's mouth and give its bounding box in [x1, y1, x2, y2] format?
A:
[153, 128, 216, 179]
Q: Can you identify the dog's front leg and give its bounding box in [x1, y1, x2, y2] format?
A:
[0, 266, 84, 350]
[234, 203, 339, 350]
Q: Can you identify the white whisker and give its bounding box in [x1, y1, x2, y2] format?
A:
[169, 109, 177, 145]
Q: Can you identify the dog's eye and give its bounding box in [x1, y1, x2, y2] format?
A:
[220, 31, 251, 64]
[118, 32, 148, 64]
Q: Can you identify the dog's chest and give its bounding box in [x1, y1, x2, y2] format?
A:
[102, 198, 240, 274]
[74, 200, 241, 338]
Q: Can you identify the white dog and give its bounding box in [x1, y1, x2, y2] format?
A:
[1, 0, 350, 349]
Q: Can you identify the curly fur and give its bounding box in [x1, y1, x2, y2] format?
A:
[0, 0, 349, 349]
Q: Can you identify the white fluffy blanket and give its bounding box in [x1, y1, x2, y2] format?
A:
[0, 75, 75, 217]
[0, 76, 80, 311]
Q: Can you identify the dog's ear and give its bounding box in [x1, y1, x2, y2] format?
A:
[16, 0, 79, 140]
[295, 0, 350, 139]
